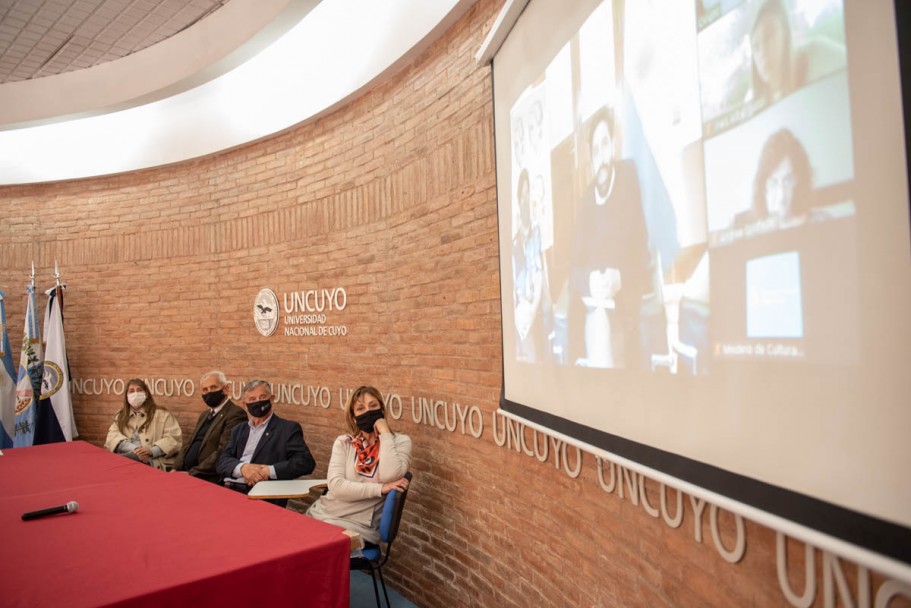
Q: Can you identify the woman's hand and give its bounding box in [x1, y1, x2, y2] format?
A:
[133, 447, 152, 463]
[373, 417, 391, 435]
[381, 476, 410, 495]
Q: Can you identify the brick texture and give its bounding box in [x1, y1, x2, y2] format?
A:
[0, 1, 907, 607]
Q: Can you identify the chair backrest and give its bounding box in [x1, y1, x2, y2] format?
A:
[377, 472, 411, 544]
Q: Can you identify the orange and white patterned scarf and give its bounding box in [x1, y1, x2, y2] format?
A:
[352, 434, 380, 478]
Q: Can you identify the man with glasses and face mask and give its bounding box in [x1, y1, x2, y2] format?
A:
[172, 370, 247, 483]
[216, 379, 316, 507]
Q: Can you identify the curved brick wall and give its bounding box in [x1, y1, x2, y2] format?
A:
[0, 2, 905, 606]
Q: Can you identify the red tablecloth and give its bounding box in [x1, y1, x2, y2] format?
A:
[0, 441, 349, 607]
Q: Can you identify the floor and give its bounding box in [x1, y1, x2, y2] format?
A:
[350, 571, 417, 608]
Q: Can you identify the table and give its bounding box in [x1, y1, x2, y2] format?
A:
[0, 442, 351, 608]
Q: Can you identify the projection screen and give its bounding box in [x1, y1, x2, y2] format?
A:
[491, 0, 911, 566]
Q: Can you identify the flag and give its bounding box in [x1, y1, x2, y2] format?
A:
[33, 285, 77, 444]
[14, 283, 42, 447]
[0, 291, 18, 448]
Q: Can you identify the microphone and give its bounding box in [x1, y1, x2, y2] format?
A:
[21, 501, 79, 521]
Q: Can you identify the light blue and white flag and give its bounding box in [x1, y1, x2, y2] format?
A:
[34, 285, 77, 444]
[14, 283, 43, 447]
[0, 291, 18, 448]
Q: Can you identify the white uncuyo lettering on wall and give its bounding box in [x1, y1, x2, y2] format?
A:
[71, 377, 194, 397]
[282, 288, 347, 313]
[271, 384, 331, 408]
[491, 410, 580, 478]
[410, 396, 483, 438]
[251, 287, 350, 338]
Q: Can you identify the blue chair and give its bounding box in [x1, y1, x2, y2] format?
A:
[351, 472, 412, 608]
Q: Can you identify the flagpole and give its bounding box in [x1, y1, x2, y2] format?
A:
[45, 261, 67, 301]
[49, 259, 67, 299]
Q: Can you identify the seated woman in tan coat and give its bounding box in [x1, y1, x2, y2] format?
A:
[307, 385, 412, 546]
[104, 379, 182, 471]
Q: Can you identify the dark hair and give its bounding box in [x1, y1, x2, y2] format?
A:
[516, 168, 531, 229]
[345, 386, 387, 436]
[588, 106, 615, 152]
[751, 128, 812, 218]
[750, 0, 794, 101]
[115, 379, 158, 435]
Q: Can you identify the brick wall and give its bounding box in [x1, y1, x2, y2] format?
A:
[0, 1, 907, 606]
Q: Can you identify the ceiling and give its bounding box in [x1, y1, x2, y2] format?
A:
[0, 0, 230, 84]
[0, 0, 472, 182]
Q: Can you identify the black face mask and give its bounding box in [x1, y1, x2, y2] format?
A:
[354, 409, 384, 433]
[202, 390, 225, 408]
[247, 399, 272, 418]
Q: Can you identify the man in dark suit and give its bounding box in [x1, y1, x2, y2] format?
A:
[173, 371, 247, 483]
[216, 379, 316, 507]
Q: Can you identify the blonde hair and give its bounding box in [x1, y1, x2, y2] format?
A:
[344, 386, 386, 436]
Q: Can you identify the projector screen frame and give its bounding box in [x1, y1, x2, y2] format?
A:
[483, 0, 911, 581]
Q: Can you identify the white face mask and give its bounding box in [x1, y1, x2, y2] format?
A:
[127, 392, 147, 409]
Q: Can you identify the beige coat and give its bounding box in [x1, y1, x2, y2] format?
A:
[307, 432, 412, 544]
[104, 408, 182, 471]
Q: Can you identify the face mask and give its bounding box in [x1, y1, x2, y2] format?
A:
[127, 392, 147, 409]
[202, 390, 225, 408]
[354, 409, 384, 433]
[246, 399, 272, 418]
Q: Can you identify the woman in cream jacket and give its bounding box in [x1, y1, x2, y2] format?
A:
[104, 379, 182, 471]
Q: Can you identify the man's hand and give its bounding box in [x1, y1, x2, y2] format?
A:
[241, 463, 270, 485]
[515, 300, 535, 339]
[589, 268, 622, 302]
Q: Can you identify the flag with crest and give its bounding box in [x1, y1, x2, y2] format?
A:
[14, 283, 42, 447]
[34, 285, 77, 444]
[0, 291, 17, 448]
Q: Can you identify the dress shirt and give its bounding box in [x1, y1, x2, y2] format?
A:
[230, 414, 277, 480]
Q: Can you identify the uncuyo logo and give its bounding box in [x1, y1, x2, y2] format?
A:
[253, 288, 279, 336]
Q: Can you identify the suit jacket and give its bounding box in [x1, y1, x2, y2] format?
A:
[216, 413, 316, 481]
[173, 400, 247, 483]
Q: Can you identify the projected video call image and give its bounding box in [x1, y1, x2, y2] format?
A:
[506, 0, 856, 374]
